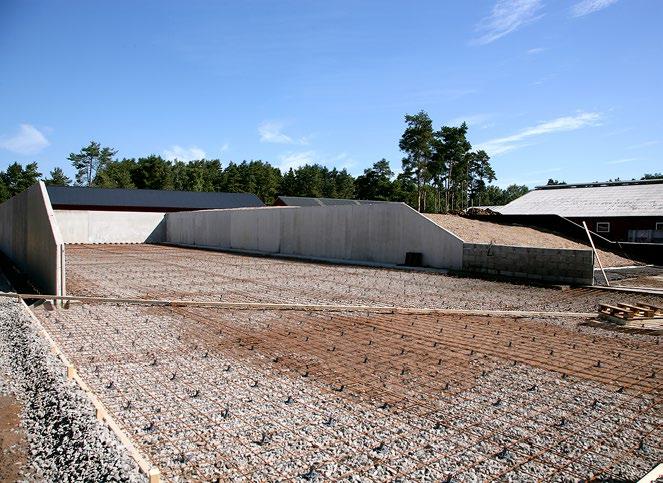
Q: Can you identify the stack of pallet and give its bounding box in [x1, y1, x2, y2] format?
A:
[598, 302, 663, 325]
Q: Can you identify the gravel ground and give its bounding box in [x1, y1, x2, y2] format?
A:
[29, 244, 663, 481]
[65, 244, 663, 315]
[424, 214, 637, 268]
[0, 273, 142, 482]
[597, 266, 663, 289]
[34, 303, 663, 482]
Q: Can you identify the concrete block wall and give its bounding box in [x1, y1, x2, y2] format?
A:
[55, 210, 166, 244]
[0, 182, 65, 296]
[166, 203, 465, 269]
[462, 243, 594, 285]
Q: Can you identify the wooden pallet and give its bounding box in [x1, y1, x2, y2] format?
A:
[598, 302, 663, 325]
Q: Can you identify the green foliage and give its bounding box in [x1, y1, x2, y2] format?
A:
[0, 177, 10, 203]
[641, 173, 662, 180]
[355, 159, 394, 201]
[68, 141, 117, 186]
[44, 167, 72, 186]
[94, 159, 136, 188]
[478, 184, 529, 206]
[399, 113, 497, 212]
[546, 178, 566, 185]
[0, 162, 42, 198]
[399, 111, 434, 211]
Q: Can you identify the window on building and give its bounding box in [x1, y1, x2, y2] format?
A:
[656, 222, 663, 231]
[596, 222, 610, 233]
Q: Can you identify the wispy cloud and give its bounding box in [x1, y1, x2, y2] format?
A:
[527, 47, 546, 55]
[0, 123, 50, 155]
[606, 157, 639, 165]
[259, 120, 293, 144]
[163, 145, 207, 161]
[258, 120, 309, 145]
[472, 0, 544, 45]
[627, 140, 660, 150]
[278, 150, 317, 171]
[477, 111, 602, 155]
[277, 150, 356, 173]
[571, 0, 618, 17]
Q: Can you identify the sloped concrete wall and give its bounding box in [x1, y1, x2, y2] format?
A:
[55, 210, 166, 244]
[0, 182, 65, 295]
[166, 204, 465, 269]
[462, 243, 594, 285]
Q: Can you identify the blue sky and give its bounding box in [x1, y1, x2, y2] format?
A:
[1, 0, 661, 187]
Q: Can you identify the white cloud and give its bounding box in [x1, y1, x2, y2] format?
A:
[606, 157, 639, 165]
[527, 47, 545, 54]
[278, 151, 317, 171]
[477, 111, 601, 155]
[259, 120, 311, 145]
[259, 120, 294, 144]
[571, 0, 618, 17]
[220, 142, 230, 153]
[162, 145, 207, 161]
[0, 123, 50, 155]
[472, 0, 544, 45]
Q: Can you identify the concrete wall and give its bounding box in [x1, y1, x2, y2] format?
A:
[462, 243, 594, 285]
[0, 182, 65, 295]
[166, 203, 465, 269]
[55, 210, 166, 244]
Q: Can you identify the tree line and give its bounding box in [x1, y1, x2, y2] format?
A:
[5, 111, 654, 209]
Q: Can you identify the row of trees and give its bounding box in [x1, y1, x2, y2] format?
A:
[0, 111, 534, 209]
[399, 111, 496, 212]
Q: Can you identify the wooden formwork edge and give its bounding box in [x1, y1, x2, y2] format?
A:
[638, 463, 663, 483]
[15, 297, 161, 483]
[0, 291, 595, 319]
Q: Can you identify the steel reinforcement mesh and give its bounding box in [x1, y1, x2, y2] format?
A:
[35, 302, 662, 482]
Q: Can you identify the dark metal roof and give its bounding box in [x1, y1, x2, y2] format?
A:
[275, 196, 391, 207]
[47, 186, 264, 212]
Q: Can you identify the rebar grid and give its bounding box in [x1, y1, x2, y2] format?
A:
[35, 244, 663, 481]
[35, 301, 662, 482]
[65, 244, 662, 313]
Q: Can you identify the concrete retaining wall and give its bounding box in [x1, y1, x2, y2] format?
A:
[166, 203, 465, 269]
[55, 210, 166, 244]
[462, 243, 594, 285]
[0, 182, 65, 295]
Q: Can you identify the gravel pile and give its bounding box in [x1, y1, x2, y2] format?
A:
[424, 214, 636, 268]
[0, 277, 142, 482]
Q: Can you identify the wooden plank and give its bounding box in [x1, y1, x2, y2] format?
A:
[617, 303, 654, 317]
[635, 302, 663, 314]
[583, 221, 609, 286]
[638, 463, 663, 483]
[0, 291, 596, 318]
[17, 298, 160, 482]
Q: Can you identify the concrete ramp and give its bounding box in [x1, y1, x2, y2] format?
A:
[0, 182, 65, 296]
[166, 203, 465, 270]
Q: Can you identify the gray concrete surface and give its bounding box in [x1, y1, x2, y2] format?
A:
[166, 203, 465, 269]
[462, 243, 595, 285]
[55, 210, 166, 244]
[0, 182, 65, 296]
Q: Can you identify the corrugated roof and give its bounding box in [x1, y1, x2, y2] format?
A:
[500, 181, 663, 217]
[276, 196, 391, 207]
[47, 186, 264, 211]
